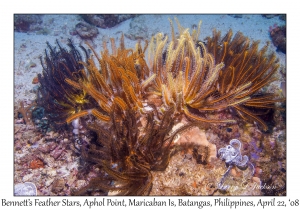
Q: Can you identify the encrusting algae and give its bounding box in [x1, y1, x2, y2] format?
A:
[27, 17, 285, 195]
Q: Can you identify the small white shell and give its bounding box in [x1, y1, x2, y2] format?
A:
[72, 118, 80, 129]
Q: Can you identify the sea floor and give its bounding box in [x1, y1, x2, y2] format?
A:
[14, 14, 286, 196]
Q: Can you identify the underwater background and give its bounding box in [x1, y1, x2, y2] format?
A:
[13, 14, 286, 196]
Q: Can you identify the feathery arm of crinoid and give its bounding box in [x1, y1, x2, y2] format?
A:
[147, 18, 236, 124]
[72, 106, 181, 195]
[65, 34, 155, 124]
[37, 39, 98, 126]
[205, 29, 285, 130]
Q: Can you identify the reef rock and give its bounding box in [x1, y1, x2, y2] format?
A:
[270, 25, 286, 54]
[14, 14, 43, 32]
[173, 120, 217, 163]
[125, 15, 149, 40]
[81, 14, 137, 28]
[74, 22, 99, 39]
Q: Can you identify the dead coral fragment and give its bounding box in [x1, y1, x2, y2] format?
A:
[17, 101, 36, 125]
